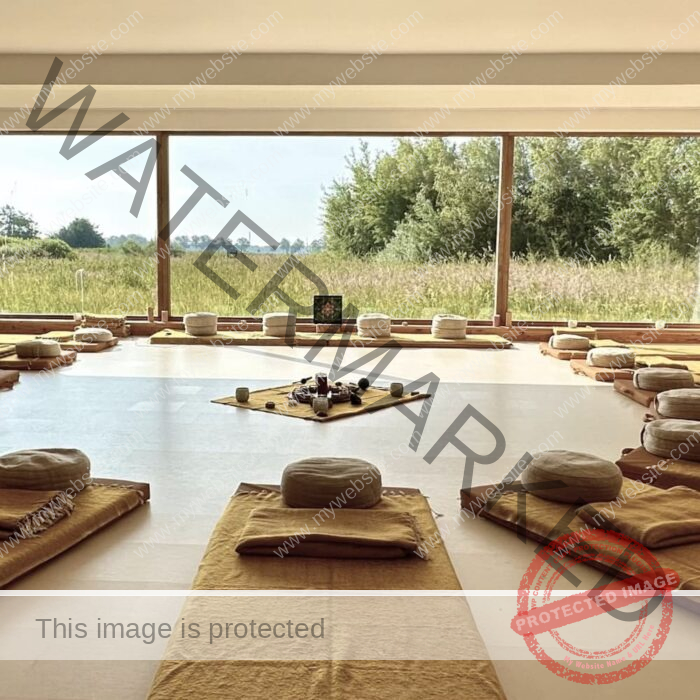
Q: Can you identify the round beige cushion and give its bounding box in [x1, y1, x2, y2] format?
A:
[431, 314, 467, 330]
[0, 448, 90, 491]
[282, 457, 382, 508]
[521, 450, 623, 503]
[432, 314, 467, 339]
[586, 347, 635, 369]
[15, 339, 62, 359]
[549, 334, 590, 351]
[634, 367, 695, 392]
[357, 313, 391, 338]
[74, 327, 113, 343]
[642, 419, 700, 460]
[262, 313, 296, 337]
[655, 389, 700, 420]
[184, 312, 218, 336]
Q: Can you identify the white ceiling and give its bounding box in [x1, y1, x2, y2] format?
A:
[4, 0, 700, 54]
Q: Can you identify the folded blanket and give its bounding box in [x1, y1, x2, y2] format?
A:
[577, 485, 700, 548]
[236, 507, 426, 559]
[0, 488, 74, 540]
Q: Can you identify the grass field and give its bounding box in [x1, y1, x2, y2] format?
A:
[0, 250, 697, 321]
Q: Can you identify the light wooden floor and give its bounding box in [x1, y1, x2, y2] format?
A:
[0, 339, 696, 698]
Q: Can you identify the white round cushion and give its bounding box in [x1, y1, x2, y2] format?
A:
[262, 312, 296, 326]
[431, 314, 467, 330]
[357, 313, 391, 337]
[0, 448, 90, 491]
[549, 334, 590, 351]
[75, 327, 113, 343]
[586, 347, 635, 369]
[521, 450, 623, 503]
[282, 457, 382, 508]
[642, 419, 700, 460]
[15, 339, 62, 358]
[655, 389, 700, 420]
[184, 312, 217, 336]
[634, 367, 695, 392]
[184, 312, 218, 327]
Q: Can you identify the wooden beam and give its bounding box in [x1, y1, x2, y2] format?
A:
[156, 132, 171, 319]
[493, 134, 514, 326]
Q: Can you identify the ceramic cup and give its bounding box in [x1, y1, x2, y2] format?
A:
[235, 387, 250, 403]
[390, 382, 404, 398]
[313, 397, 330, 415]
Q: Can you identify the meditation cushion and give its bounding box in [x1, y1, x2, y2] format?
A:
[0, 448, 90, 491]
[549, 334, 590, 351]
[74, 327, 113, 343]
[633, 367, 694, 392]
[431, 314, 467, 339]
[262, 312, 296, 337]
[642, 419, 700, 460]
[184, 312, 218, 337]
[656, 389, 700, 420]
[281, 457, 382, 508]
[15, 339, 61, 359]
[586, 347, 635, 369]
[521, 450, 623, 503]
[357, 313, 391, 338]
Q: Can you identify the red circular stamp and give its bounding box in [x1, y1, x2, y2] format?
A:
[511, 528, 676, 684]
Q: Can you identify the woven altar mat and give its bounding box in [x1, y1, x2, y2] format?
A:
[613, 379, 657, 407]
[213, 384, 429, 422]
[0, 480, 149, 588]
[146, 484, 506, 700]
[570, 359, 634, 382]
[617, 446, 700, 493]
[461, 478, 700, 591]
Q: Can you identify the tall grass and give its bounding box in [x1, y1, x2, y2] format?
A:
[0, 250, 697, 321]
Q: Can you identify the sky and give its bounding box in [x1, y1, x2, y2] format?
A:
[0, 135, 463, 245]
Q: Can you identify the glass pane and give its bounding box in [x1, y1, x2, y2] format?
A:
[510, 136, 700, 323]
[0, 135, 156, 315]
[170, 136, 498, 319]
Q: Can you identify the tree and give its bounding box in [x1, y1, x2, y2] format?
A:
[290, 238, 305, 253]
[0, 205, 39, 239]
[175, 235, 192, 250]
[309, 237, 325, 252]
[278, 237, 291, 253]
[235, 236, 250, 252]
[322, 135, 700, 263]
[57, 218, 105, 248]
[191, 235, 212, 250]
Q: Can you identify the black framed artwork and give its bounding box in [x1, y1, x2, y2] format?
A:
[313, 295, 343, 325]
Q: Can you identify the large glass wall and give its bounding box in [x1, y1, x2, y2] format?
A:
[0, 135, 156, 315]
[509, 136, 700, 322]
[169, 136, 497, 319]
